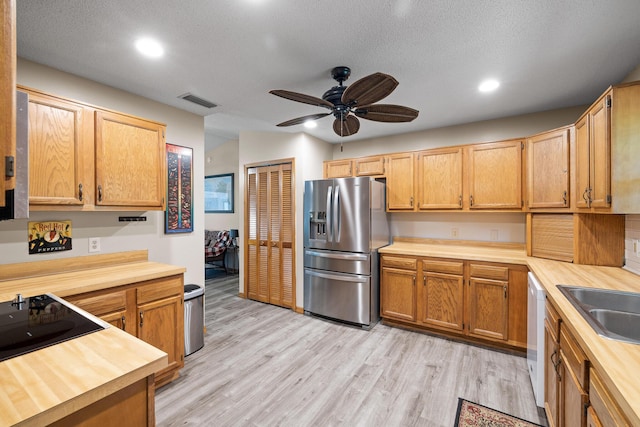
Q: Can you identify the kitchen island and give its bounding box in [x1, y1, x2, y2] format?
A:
[380, 239, 640, 426]
[0, 251, 186, 427]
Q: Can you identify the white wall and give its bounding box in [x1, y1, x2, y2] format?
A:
[1, 59, 205, 287]
[238, 131, 333, 307]
[204, 139, 240, 232]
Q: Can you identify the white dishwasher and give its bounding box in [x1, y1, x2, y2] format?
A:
[527, 272, 545, 408]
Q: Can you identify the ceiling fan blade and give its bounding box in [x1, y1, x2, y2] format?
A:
[269, 89, 334, 109]
[333, 115, 360, 137]
[275, 113, 331, 127]
[341, 73, 398, 107]
[354, 104, 419, 123]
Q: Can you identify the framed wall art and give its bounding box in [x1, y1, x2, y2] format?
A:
[205, 173, 234, 213]
[165, 143, 193, 233]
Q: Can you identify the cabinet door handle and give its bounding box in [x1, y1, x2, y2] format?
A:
[121, 315, 126, 330]
[550, 349, 558, 371]
[78, 183, 83, 201]
[503, 285, 507, 299]
[98, 185, 103, 202]
[459, 195, 462, 207]
[413, 275, 416, 286]
[423, 275, 426, 286]
[562, 190, 567, 205]
[409, 196, 413, 207]
[139, 311, 144, 328]
[469, 195, 474, 206]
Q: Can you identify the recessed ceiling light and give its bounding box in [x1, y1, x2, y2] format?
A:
[135, 38, 164, 58]
[478, 79, 500, 93]
[304, 120, 317, 129]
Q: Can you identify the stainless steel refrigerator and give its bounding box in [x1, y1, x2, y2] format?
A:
[303, 177, 389, 329]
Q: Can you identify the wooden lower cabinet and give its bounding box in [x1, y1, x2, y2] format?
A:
[380, 256, 417, 322]
[588, 368, 631, 427]
[420, 259, 464, 332]
[380, 254, 527, 351]
[543, 300, 630, 427]
[49, 376, 154, 427]
[66, 275, 184, 388]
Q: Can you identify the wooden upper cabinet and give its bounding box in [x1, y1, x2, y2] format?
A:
[324, 159, 352, 178]
[527, 127, 570, 209]
[95, 110, 166, 209]
[386, 152, 415, 211]
[575, 91, 611, 210]
[26, 91, 90, 207]
[0, 0, 16, 207]
[416, 147, 463, 210]
[20, 86, 167, 211]
[467, 139, 523, 210]
[354, 155, 385, 176]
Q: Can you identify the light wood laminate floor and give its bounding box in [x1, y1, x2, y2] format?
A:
[156, 275, 547, 426]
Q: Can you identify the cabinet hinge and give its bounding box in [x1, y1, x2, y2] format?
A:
[521, 142, 524, 150]
[606, 97, 612, 108]
[4, 156, 14, 177]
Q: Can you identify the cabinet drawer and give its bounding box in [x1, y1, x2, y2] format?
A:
[560, 326, 588, 390]
[381, 256, 417, 270]
[137, 276, 183, 305]
[422, 259, 464, 275]
[546, 300, 561, 342]
[469, 263, 509, 280]
[66, 290, 127, 317]
[589, 368, 631, 427]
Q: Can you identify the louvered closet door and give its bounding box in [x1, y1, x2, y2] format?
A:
[246, 163, 294, 309]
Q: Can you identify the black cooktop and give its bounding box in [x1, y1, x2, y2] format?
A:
[0, 294, 105, 362]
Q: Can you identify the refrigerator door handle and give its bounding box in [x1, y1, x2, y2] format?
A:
[326, 185, 333, 242]
[305, 269, 367, 283]
[305, 249, 369, 261]
[334, 185, 341, 243]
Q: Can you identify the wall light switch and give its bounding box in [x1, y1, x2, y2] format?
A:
[89, 237, 101, 253]
[451, 227, 459, 238]
[635, 239, 640, 257]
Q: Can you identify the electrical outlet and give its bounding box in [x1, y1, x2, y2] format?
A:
[490, 229, 499, 241]
[88, 237, 101, 253]
[451, 227, 459, 238]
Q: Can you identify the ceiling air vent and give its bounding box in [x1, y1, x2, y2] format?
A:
[179, 93, 217, 109]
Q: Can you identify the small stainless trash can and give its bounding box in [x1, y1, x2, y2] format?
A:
[184, 284, 204, 356]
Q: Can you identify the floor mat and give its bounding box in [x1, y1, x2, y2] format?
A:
[454, 398, 543, 427]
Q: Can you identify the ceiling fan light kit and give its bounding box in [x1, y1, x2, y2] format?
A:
[270, 66, 419, 137]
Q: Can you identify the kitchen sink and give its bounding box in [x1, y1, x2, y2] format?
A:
[557, 285, 640, 345]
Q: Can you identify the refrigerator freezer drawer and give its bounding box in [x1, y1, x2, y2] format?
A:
[304, 249, 370, 275]
[304, 268, 372, 327]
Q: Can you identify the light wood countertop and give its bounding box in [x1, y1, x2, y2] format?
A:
[0, 252, 186, 427]
[527, 258, 640, 427]
[379, 238, 529, 265]
[0, 326, 167, 427]
[381, 239, 640, 425]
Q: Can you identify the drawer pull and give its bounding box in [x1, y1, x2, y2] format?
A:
[139, 311, 144, 328]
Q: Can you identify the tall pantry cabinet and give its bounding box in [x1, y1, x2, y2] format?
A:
[246, 162, 295, 309]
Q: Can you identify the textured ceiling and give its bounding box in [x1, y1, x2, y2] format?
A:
[16, 0, 640, 151]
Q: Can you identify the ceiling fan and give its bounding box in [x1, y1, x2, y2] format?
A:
[269, 66, 419, 137]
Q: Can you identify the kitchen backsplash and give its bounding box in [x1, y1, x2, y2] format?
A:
[390, 212, 526, 243]
[625, 214, 640, 275]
